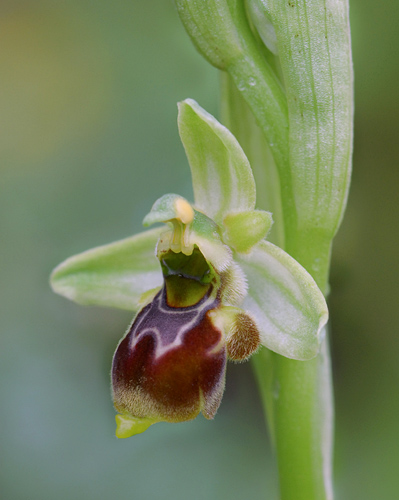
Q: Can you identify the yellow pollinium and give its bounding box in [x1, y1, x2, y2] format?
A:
[174, 197, 194, 224]
[115, 414, 155, 439]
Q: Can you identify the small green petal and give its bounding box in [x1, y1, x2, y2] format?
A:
[50, 228, 163, 311]
[178, 99, 256, 224]
[115, 414, 155, 439]
[236, 241, 328, 360]
[223, 210, 273, 253]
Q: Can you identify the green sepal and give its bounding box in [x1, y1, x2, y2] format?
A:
[236, 241, 328, 360]
[50, 228, 163, 311]
[223, 210, 273, 253]
[178, 99, 256, 224]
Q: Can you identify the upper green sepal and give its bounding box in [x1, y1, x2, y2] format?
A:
[178, 99, 256, 224]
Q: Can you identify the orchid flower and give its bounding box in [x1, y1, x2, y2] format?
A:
[50, 99, 328, 439]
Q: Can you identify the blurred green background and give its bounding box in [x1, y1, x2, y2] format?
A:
[1, 1, 398, 499]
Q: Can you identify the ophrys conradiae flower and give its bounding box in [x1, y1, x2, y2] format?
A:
[51, 100, 328, 438]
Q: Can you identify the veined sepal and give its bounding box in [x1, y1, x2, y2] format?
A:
[50, 227, 163, 311]
[178, 99, 256, 225]
[236, 240, 329, 361]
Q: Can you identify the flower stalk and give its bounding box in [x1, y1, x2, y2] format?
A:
[221, 74, 335, 499]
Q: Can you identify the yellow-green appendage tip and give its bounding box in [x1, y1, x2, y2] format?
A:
[115, 414, 154, 439]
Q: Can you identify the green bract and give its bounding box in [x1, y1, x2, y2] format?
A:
[50, 99, 328, 436]
[248, 0, 353, 239]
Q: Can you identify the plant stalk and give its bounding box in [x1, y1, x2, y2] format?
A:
[221, 73, 334, 500]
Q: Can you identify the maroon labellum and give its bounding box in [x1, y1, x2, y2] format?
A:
[112, 287, 227, 424]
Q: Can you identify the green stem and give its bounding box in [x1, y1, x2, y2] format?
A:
[220, 74, 334, 500]
[257, 235, 333, 500]
[253, 335, 334, 500]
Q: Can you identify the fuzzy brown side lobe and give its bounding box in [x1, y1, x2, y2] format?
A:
[226, 312, 260, 362]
